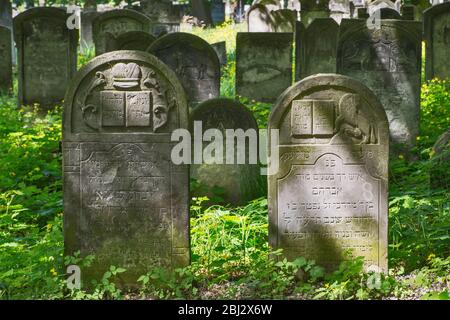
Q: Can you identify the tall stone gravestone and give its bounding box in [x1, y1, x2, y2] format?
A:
[190, 98, 263, 205]
[114, 31, 156, 51]
[211, 0, 225, 24]
[14, 7, 78, 110]
[191, 0, 213, 26]
[63, 51, 190, 286]
[92, 9, 152, 56]
[140, 0, 181, 37]
[0, 0, 14, 65]
[247, 4, 274, 32]
[337, 19, 421, 152]
[268, 74, 389, 272]
[236, 32, 293, 102]
[147, 32, 220, 108]
[295, 18, 339, 81]
[424, 2, 450, 81]
[211, 41, 227, 66]
[80, 10, 100, 54]
[0, 25, 12, 92]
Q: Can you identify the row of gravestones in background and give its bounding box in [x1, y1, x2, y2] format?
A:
[63, 49, 388, 286]
[1, 5, 449, 150]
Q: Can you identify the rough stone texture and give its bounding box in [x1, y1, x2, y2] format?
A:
[80, 10, 100, 54]
[190, 98, 263, 205]
[147, 32, 220, 108]
[92, 9, 152, 55]
[63, 51, 189, 287]
[295, 19, 339, 81]
[430, 128, 450, 190]
[337, 19, 421, 152]
[114, 31, 156, 51]
[140, 0, 181, 36]
[0, 26, 12, 92]
[424, 2, 450, 81]
[268, 74, 389, 273]
[236, 32, 293, 103]
[247, 4, 274, 32]
[13, 7, 78, 110]
[211, 41, 227, 66]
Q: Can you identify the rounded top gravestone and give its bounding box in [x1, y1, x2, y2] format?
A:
[268, 73, 389, 273]
[147, 32, 220, 108]
[114, 31, 156, 51]
[63, 51, 189, 286]
[190, 98, 264, 205]
[92, 9, 152, 56]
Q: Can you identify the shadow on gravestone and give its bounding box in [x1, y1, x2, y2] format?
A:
[247, 4, 275, 32]
[113, 30, 156, 51]
[63, 50, 189, 288]
[271, 9, 297, 32]
[268, 73, 389, 273]
[424, 2, 450, 81]
[92, 9, 152, 56]
[147, 32, 220, 108]
[295, 18, 339, 81]
[211, 41, 227, 66]
[0, 25, 12, 93]
[190, 98, 266, 206]
[337, 18, 422, 156]
[13, 7, 78, 111]
[236, 32, 293, 103]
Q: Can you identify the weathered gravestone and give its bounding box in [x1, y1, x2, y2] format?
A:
[0, 26, 12, 92]
[236, 32, 293, 102]
[271, 9, 297, 32]
[329, 0, 351, 24]
[430, 127, 450, 190]
[247, 4, 274, 32]
[14, 7, 78, 110]
[92, 9, 152, 55]
[190, 98, 264, 205]
[367, 0, 399, 17]
[337, 19, 421, 152]
[63, 51, 189, 286]
[295, 18, 339, 81]
[300, 0, 330, 26]
[211, 41, 227, 66]
[0, 0, 14, 66]
[191, 0, 213, 26]
[211, 0, 225, 24]
[114, 31, 156, 51]
[424, 2, 450, 81]
[147, 32, 220, 108]
[140, 0, 181, 37]
[268, 74, 389, 272]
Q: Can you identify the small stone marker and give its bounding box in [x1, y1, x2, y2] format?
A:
[0, 25, 12, 92]
[268, 73, 389, 272]
[337, 19, 421, 152]
[190, 98, 263, 205]
[211, 41, 227, 66]
[63, 51, 190, 286]
[114, 31, 156, 51]
[236, 32, 293, 103]
[147, 32, 220, 108]
[295, 18, 339, 81]
[92, 9, 152, 55]
[424, 2, 450, 81]
[14, 7, 78, 110]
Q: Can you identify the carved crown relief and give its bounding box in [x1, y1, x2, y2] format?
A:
[290, 94, 377, 145]
[77, 62, 176, 132]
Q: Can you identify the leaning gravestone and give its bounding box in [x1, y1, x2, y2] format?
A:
[268, 74, 389, 272]
[14, 7, 78, 110]
[63, 51, 189, 286]
[0, 26, 12, 92]
[92, 9, 152, 55]
[424, 2, 450, 81]
[295, 18, 339, 81]
[337, 19, 421, 152]
[236, 32, 293, 102]
[114, 31, 156, 51]
[190, 98, 263, 205]
[211, 41, 227, 66]
[147, 32, 220, 108]
[247, 4, 274, 32]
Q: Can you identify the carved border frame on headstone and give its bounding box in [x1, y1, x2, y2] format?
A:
[424, 2, 450, 81]
[268, 74, 389, 273]
[13, 7, 78, 108]
[92, 9, 152, 55]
